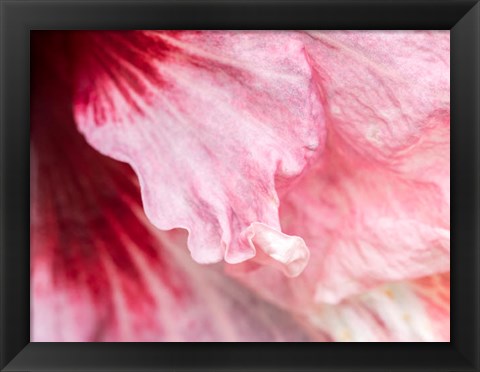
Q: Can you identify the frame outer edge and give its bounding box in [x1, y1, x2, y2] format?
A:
[451, 1, 480, 370]
[0, 1, 31, 369]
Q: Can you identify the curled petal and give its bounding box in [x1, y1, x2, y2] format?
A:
[71, 31, 325, 273]
[30, 47, 321, 341]
[244, 223, 310, 277]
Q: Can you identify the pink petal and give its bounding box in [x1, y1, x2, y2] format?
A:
[228, 31, 449, 307]
[281, 123, 449, 304]
[70, 31, 324, 274]
[30, 45, 321, 341]
[304, 30, 449, 164]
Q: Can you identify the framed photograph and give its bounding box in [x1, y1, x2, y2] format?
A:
[1, 0, 479, 371]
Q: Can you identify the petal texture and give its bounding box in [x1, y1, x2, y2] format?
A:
[71, 31, 324, 273]
[228, 31, 450, 309]
[300, 30, 450, 302]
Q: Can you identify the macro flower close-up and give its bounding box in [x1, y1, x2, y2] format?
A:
[31, 30, 450, 342]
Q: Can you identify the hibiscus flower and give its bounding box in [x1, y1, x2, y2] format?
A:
[30, 30, 450, 342]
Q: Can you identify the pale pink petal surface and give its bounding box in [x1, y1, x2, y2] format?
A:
[71, 31, 325, 275]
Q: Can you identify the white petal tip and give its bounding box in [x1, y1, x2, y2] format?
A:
[245, 222, 310, 277]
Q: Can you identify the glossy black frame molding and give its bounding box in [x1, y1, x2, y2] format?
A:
[1, 0, 479, 371]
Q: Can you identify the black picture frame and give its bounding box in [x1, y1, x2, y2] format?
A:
[1, 0, 479, 371]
